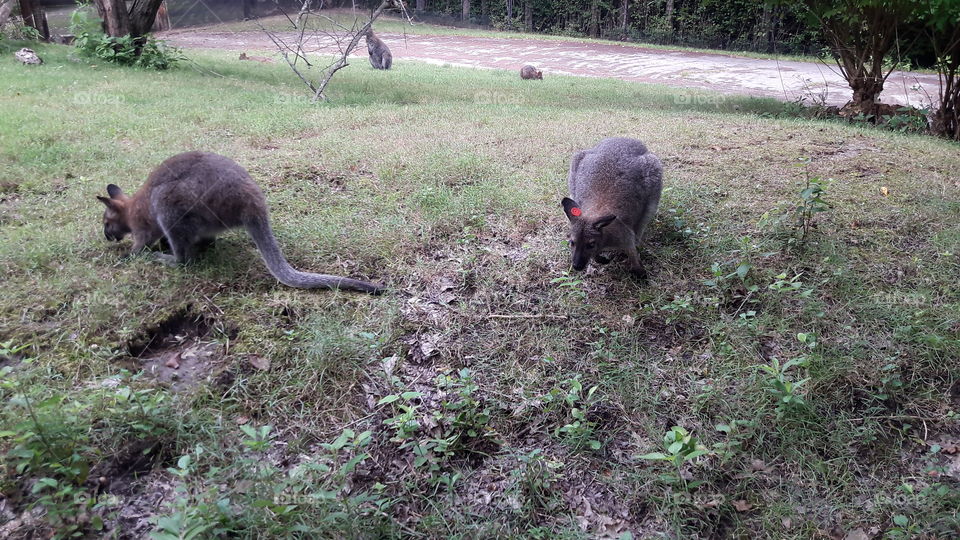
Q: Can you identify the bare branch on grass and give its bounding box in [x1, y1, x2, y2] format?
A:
[259, 0, 411, 102]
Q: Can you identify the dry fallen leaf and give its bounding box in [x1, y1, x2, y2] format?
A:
[879, 186, 889, 196]
[782, 517, 792, 529]
[381, 355, 397, 377]
[247, 355, 270, 371]
[164, 353, 181, 369]
[843, 528, 871, 540]
[235, 415, 250, 425]
[699, 497, 723, 509]
[732, 499, 753, 512]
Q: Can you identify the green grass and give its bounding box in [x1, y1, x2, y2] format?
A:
[1, 38, 959, 539]
[204, 9, 826, 64]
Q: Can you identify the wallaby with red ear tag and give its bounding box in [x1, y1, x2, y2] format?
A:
[561, 137, 662, 280]
[96, 151, 385, 294]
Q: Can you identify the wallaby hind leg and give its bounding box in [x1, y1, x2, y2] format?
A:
[634, 196, 661, 244]
[156, 215, 202, 265]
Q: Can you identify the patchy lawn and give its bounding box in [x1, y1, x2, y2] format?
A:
[0, 37, 958, 539]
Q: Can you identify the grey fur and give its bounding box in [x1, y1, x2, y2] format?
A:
[561, 137, 663, 279]
[520, 65, 542, 79]
[366, 30, 392, 70]
[98, 152, 384, 294]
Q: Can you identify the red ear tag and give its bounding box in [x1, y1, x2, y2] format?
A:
[570, 207, 582, 217]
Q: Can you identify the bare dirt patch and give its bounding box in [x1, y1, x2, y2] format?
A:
[122, 306, 235, 392]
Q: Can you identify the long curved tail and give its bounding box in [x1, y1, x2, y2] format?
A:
[245, 218, 385, 294]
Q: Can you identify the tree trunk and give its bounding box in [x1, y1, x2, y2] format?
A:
[524, 0, 531, 31]
[128, 0, 164, 37]
[94, 0, 130, 37]
[92, 0, 164, 38]
[849, 79, 886, 112]
[462, 0, 469, 21]
[90, 0, 166, 55]
[416, 0, 424, 13]
[664, 0, 673, 32]
[930, 22, 960, 139]
[243, 0, 255, 20]
[18, 0, 48, 39]
[589, 0, 599, 38]
[757, 2, 771, 51]
[506, 0, 513, 20]
[16, 0, 33, 28]
[480, 0, 488, 24]
[621, 0, 629, 33]
[0, 0, 14, 27]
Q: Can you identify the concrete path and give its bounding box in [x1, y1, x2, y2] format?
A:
[162, 28, 941, 108]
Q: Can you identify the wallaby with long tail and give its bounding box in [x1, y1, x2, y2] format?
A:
[366, 29, 393, 70]
[96, 152, 385, 294]
[561, 137, 662, 280]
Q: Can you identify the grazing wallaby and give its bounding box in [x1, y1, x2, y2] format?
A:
[366, 29, 393, 70]
[561, 137, 662, 280]
[96, 152, 385, 294]
[520, 65, 542, 80]
[239, 52, 272, 63]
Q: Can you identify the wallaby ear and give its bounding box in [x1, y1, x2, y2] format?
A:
[97, 195, 115, 208]
[106, 184, 123, 199]
[593, 215, 617, 230]
[561, 198, 583, 221]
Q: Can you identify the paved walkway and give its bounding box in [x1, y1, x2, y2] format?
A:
[163, 28, 941, 108]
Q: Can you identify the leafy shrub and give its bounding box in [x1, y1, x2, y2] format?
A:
[71, 5, 183, 70]
[74, 32, 184, 70]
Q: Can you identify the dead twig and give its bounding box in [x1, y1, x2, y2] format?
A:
[487, 313, 570, 320]
[259, 0, 407, 102]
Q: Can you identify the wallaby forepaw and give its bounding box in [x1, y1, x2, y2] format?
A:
[629, 265, 649, 283]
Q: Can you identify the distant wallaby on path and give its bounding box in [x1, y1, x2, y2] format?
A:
[561, 137, 663, 280]
[366, 29, 393, 70]
[520, 65, 542, 79]
[96, 152, 385, 294]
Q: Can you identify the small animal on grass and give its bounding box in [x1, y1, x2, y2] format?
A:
[561, 137, 663, 280]
[15, 48, 42, 65]
[96, 151, 385, 294]
[366, 29, 393, 70]
[239, 52, 272, 63]
[520, 65, 542, 80]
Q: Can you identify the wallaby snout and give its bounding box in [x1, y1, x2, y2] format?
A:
[561, 138, 663, 280]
